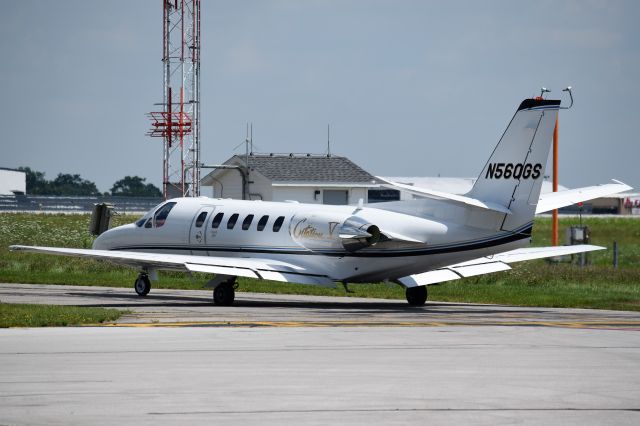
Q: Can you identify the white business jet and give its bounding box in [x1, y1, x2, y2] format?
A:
[10, 97, 631, 306]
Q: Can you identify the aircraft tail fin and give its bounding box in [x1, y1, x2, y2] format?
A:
[467, 98, 560, 231]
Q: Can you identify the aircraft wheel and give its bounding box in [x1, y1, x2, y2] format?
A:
[213, 280, 235, 306]
[405, 286, 427, 306]
[134, 274, 151, 296]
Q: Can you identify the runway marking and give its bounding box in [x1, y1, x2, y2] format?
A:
[99, 320, 640, 330]
[149, 407, 640, 415]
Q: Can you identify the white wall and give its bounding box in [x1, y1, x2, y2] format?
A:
[273, 186, 370, 205]
[210, 169, 244, 199]
[273, 187, 320, 204]
[204, 169, 274, 200]
[203, 172, 374, 205]
[248, 172, 273, 201]
[350, 188, 367, 204]
[0, 169, 26, 195]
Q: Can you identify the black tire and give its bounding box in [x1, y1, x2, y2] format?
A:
[134, 274, 151, 296]
[213, 282, 235, 306]
[405, 286, 427, 306]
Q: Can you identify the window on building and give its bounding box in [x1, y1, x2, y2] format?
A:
[153, 202, 177, 228]
[257, 215, 269, 231]
[367, 189, 401, 203]
[227, 213, 239, 229]
[242, 214, 254, 230]
[273, 216, 285, 232]
[211, 212, 224, 228]
[195, 211, 208, 227]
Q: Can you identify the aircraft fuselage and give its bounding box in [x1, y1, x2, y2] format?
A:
[94, 197, 531, 284]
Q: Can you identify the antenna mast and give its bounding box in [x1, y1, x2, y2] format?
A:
[147, 0, 201, 199]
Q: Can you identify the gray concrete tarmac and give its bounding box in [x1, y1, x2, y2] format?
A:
[1, 283, 640, 425]
[1, 326, 640, 425]
[2, 283, 640, 328]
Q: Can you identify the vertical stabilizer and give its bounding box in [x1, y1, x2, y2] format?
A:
[467, 98, 560, 231]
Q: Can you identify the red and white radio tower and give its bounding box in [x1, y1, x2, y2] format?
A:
[148, 0, 201, 199]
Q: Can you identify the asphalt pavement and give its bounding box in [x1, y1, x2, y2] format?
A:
[1, 283, 640, 425]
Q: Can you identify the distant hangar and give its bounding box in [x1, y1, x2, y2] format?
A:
[0, 168, 26, 196]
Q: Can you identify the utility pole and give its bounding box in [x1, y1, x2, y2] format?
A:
[552, 117, 559, 246]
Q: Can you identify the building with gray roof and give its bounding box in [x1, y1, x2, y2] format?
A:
[200, 154, 396, 205]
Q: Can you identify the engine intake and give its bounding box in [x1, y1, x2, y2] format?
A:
[290, 213, 381, 253]
[340, 223, 381, 252]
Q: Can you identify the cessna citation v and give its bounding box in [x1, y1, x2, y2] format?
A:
[10, 97, 631, 306]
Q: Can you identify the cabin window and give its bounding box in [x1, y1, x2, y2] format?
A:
[153, 202, 176, 228]
[227, 213, 239, 229]
[136, 217, 147, 227]
[211, 212, 224, 229]
[144, 218, 153, 228]
[273, 216, 285, 232]
[195, 211, 208, 228]
[242, 214, 254, 230]
[257, 215, 269, 231]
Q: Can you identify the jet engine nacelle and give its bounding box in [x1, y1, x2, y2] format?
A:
[290, 212, 381, 253]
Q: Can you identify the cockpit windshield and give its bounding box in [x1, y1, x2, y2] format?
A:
[153, 202, 176, 228]
[136, 201, 177, 228]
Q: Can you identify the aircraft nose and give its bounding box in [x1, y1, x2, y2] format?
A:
[92, 229, 112, 250]
[92, 224, 133, 250]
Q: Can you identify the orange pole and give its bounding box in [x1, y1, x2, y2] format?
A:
[552, 118, 559, 246]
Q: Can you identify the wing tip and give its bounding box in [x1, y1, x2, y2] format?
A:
[610, 179, 633, 192]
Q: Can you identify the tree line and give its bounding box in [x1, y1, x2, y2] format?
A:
[18, 167, 162, 197]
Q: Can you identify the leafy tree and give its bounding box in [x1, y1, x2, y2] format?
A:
[17, 167, 100, 196]
[110, 176, 162, 197]
[50, 173, 100, 196]
[18, 166, 50, 194]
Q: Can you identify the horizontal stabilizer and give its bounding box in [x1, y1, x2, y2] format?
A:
[376, 176, 512, 215]
[398, 244, 604, 287]
[536, 180, 632, 214]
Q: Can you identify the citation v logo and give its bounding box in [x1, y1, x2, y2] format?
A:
[485, 163, 542, 179]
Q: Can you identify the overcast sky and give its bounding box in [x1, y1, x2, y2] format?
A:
[2, 0, 639, 192]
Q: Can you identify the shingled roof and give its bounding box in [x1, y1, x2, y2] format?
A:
[236, 154, 379, 183]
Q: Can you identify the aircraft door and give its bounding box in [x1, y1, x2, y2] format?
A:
[189, 206, 216, 255]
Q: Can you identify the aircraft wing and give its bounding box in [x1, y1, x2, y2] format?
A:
[535, 180, 632, 214]
[397, 244, 604, 288]
[8, 245, 335, 287]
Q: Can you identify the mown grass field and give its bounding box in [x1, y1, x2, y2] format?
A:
[0, 303, 122, 328]
[1, 212, 639, 311]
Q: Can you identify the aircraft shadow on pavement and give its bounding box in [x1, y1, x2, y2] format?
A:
[68, 290, 546, 315]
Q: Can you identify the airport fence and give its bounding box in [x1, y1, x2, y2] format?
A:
[0, 195, 162, 214]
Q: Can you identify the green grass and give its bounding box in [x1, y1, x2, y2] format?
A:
[429, 263, 640, 312]
[0, 303, 123, 328]
[533, 216, 640, 266]
[0, 212, 639, 311]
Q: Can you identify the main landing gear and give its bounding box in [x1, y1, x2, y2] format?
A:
[405, 286, 427, 306]
[134, 273, 151, 296]
[212, 277, 236, 306]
